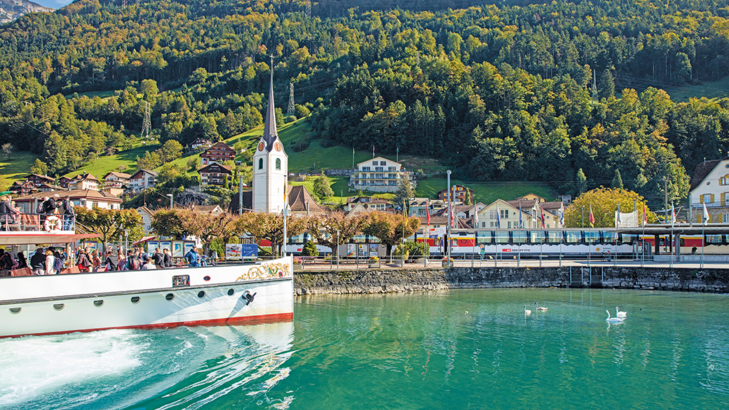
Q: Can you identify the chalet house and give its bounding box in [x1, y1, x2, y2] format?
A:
[9, 181, 36, 196]
[199, 163, 232, 186]
[200, 142, 235, 165]
[688, 157, 729, 223]
[437, 185, 475, 203]
[349, 157, 415, 193]
[68, 173, 100, 191]
[191, 138, 213, 151]
[26, 174, 54, 187]
[129, 170, 158, 192]
[38, 184, 64, 192]
[103, 172, 131, 188]
[59, 177, 72, 189]
[408, 198, 448, 218]
[14, 189, 123, 213]
[473, 199, 538, 229]
[540, 201, 564, 228]
[344, 197, 393, 214]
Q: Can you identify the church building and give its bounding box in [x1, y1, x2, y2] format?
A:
[252, 58, 289, 213]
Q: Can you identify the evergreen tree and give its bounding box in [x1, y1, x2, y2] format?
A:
[576, 168, 588, 195]
[393, 178, 414, 212]
[612, 169, 624, 189]
[598, 69, 615, 100]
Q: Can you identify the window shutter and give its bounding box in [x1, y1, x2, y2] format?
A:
[709, 214, 713, 223]
[697, 214, 701, 223]
[723, 193, 726, 205]
[700, 196, 704, 203]
[720, 214, 724, 223]
[711, 194, 715, 203]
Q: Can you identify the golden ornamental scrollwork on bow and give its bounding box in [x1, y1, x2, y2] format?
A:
[236, 262, 292, 282]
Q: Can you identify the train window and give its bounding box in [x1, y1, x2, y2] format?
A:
[584, 231, 599, 244]
[603, 231, 618, 244]
[513, 231, 528, 244]
[495, 231, 509, 244]
[621, 234, 637, 244]
[476, 231, 493, 244]
[706, 235, 723, 245]
[565, 231, 581, 244]
[529, 231, 545, 244]
[680, 238, 686, 247]
[546, 231, 562, 244]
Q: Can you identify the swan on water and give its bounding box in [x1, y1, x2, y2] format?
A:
[606, 310, 624, 323]
[535, 302, 547, 312]
[524, 305, 532, 316]
[616, 307, 627, 319]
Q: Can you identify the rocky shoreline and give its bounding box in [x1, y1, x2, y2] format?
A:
[294, 266, 729, 295]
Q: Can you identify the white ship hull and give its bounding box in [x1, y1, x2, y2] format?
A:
[0, 257, 294, 338]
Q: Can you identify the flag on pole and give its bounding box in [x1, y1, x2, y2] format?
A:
[426, 199, 431, 225]
[616, 204, 622, 227]
[473, 204, 479, 228]
[519, 203, 523, 228]
[450, 201, 455, 228]
[496, 204, 501, 229]
[589, 204, 595, 228]
[643, 203, 647, 226]
[372, 145, 375, 158]
[671, 204, 676, 226]
[559, 208, 564, 227]
[703, 203, 709, 225]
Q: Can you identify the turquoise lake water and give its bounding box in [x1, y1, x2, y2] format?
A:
[1, 289, 728, 409]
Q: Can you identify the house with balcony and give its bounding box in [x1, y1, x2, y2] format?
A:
[349, 157, 415, 193]
[199, 163, 232, 186]
[68, 173, 100, 191]
[473, 199, 539, 229]
[436, 185, 475, 202]
[344, 197, 393, 214]
[103, 172, 131, 188]
[129, 170, 158, 192]
[689, 158, 729, 223]
[25, 173, 54, 187]
[191, 138, 213, 151]
[200, 142, 236, 165]
[9, 180, 36, 196]
[14, 189, 123, 213]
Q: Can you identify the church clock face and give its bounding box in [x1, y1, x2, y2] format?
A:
[274, 142, 282, 152]
[258, 142, 265, 151]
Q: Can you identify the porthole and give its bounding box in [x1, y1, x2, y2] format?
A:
[131, 296, 140, 304]
[53, 304, 64, 311]
[165, 293, 174, 301]
[93, 300, 104, 307]
[227, 289, 235, 296]
[197, 291, 206, 298]
[203, 276, 211, 281]
[9, 307, 20, 314]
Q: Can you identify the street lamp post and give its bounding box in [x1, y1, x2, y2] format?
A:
[336, 229, 340, 269]
[124, 229, 129, 254]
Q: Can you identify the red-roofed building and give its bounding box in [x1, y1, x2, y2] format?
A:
[200, 142, 235, 165]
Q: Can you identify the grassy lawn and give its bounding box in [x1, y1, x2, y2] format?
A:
[416, 179, 558, 204]
[661, 76, 729, 102]
[65, 144, 158, 179]
[63, 89, 118, 100]
[0, 151, 40, 191]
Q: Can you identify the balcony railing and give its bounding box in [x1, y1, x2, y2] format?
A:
[1, 213, 76, 232]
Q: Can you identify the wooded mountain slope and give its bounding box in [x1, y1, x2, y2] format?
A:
[1, 0, 729, 205]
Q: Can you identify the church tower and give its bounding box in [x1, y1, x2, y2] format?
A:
[252, 57, 288, 213]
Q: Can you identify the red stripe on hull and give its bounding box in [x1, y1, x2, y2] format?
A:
[1, 312, 294, 339]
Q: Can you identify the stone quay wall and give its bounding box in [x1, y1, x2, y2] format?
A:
[293, 266, 729, 295]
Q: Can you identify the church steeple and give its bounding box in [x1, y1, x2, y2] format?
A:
[262, 55, 278, 152]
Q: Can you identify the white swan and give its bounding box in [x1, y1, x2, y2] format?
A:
[606, 310, 624, 323]
[524, 305, 532, 316]
[616, 307, 627, 319]
[535, 302, 547, 312]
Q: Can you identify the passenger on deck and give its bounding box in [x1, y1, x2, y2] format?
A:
[0, 249, 13, 274]
[117, 249, 127, 271]
[91, 250, 101, 272]
[44, 249, 56, 275]
[16, 252, 28, 269]
[104, 249, 118, 272]
[30, 248, 46, 275]
[163, 248, 172, 268]
[185, 247, 200, 268]
[77, 249, 92, 273]
[0, 196, 17, 228]
[62, 196, 75, 231]
[153, 248, 164, 268]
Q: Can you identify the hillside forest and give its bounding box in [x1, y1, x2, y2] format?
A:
[2, 0, 729, 207]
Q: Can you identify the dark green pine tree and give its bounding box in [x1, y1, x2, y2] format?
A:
[612, 169, 624, 189]
[598, 69, 615, 100]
